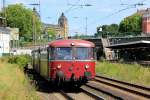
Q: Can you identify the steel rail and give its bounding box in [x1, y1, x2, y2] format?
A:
[85, 83, 122, 99]
[59, 90, 74, 100]
[96, 75, 150, 90]
[95, 75, 150, 98]
[80, 87, 104, 100]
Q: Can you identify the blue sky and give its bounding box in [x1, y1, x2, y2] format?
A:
[0, 0, 150, 36]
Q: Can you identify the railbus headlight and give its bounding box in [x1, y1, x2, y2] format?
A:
[57, 64, 62, 69]
[85, 64, 90, 69]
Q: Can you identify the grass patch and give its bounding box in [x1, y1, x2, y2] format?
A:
[0, 61, 39, 100]
[96, 61, 150, 87]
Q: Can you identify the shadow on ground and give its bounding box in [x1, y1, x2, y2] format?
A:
[24, 68, 82, 94]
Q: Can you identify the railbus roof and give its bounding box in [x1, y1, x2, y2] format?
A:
[49, 39, 95, 47]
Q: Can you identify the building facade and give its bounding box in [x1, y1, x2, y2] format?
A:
[142, 14, 150, 35]
[137, 8, 150, 35]
[0, 27, 11, 56]
[137, 8, 150, 16]
[0, 16, 19, 56]
[43, 13, 68, 39]
[58, 13, 68, 39]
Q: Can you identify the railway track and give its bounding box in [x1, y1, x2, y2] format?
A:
[58, 90, 74, 100]
[89, 75, 150, 99]
[80, 87, 104, 100]
[26, 68, 150, 99]
[84, 83, 121, 99]
[38, 86, 104, 100]
[26, 69, 105, 100]
[58, 86, 104, 100]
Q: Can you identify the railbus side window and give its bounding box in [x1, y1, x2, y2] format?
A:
[50, 47, 55, 60]
[48, 47, 52, 60]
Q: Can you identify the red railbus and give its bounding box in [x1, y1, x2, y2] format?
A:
[32, 39, 95, 85]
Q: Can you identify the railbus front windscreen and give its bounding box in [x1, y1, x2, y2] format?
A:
[50, 47, 94, 60]
[75, 47, 94, 60]
[51, 47, 73, 60]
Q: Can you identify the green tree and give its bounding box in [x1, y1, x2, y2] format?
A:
[95, 24, 119, 37]
[101, 24, 119, 33]
[119, 13, 142, 36]
[74, 33, 80, 39]
[2, 4, 41, 41]
[45, 28, 56, 40]
[108, 24, 119, 33]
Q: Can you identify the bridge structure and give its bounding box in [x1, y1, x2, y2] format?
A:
[108, 36, 150, 45]
[85, 36, 150, 47]
[84, 36, 150, 60]
[84, 38, 104, 60]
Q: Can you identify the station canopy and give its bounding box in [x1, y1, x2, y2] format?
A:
[107, 40, 150, 50]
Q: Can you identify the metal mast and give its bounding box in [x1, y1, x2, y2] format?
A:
[3, 0, 6, 27]
[32, 8, 36, 46]
[30, 0, 41, 46]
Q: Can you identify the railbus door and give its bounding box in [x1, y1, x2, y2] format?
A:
[40, 48, 48, 79]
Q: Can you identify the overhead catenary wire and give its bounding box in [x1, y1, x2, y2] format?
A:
[48, 0, 92, 26]
[65, 0, 81, 13]
[120, 0, 146, 7]
[46, 0, 81, 24]
[71, 6, 136, 34]
[71, 0, 146, 35]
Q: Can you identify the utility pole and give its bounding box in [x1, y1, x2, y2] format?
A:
[30, 2, 41, 18]
[30, 0, 41, 46]
[38, 0, 41, 18]
[3, 0, 6, 27]
[32, 7, 36, 46]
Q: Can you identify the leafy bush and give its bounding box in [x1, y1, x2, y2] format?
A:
[7, 55, 31, 69]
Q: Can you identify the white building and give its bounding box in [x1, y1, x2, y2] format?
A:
[0, 27, 11, 56]
[0, 27, 19, 56]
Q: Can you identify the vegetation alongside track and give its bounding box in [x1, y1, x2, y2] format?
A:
[96, 61, 150, 87]
[0, 55, 31, 69]
[0, 56, 38, 100]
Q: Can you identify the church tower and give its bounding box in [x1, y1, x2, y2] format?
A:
[58, 13, 68, 39]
